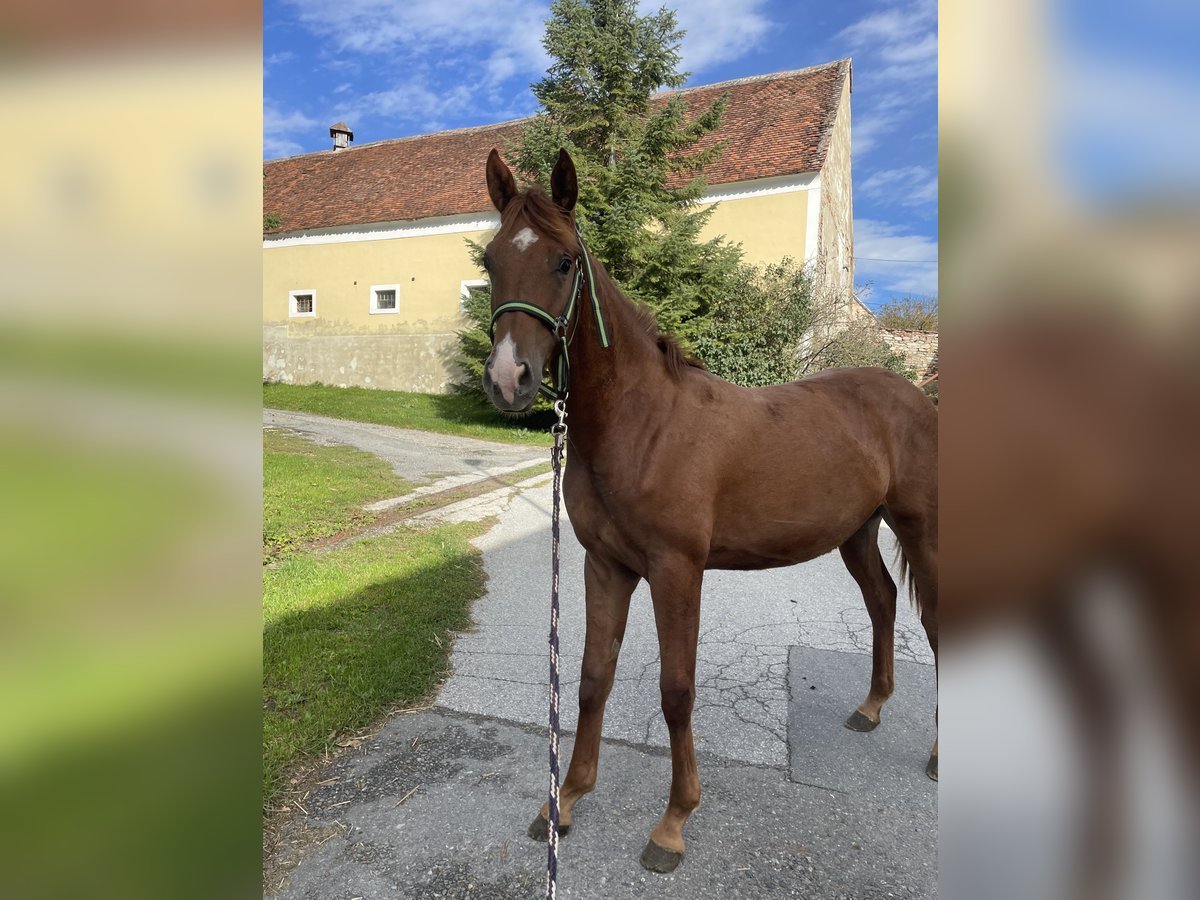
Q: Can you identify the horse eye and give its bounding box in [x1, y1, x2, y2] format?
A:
[557, 257, 573, 274]
[482, 254, 492, 272]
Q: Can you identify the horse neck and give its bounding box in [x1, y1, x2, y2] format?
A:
[564, 257, 670, 450]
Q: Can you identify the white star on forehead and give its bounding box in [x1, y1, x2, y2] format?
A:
[511, 227, 538, 251]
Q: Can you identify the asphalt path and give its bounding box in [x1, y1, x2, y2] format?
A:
[266, 423, 938, 899]
[263, 409, 546, 485]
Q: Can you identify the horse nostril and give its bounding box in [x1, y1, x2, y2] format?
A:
[516, 363, 532, 388]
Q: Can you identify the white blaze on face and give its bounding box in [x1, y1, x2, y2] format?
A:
[511, 226, 538, 252]
[489, 333, 526, 404]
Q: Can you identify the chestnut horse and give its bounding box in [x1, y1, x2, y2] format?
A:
[481, 148, 938, 873]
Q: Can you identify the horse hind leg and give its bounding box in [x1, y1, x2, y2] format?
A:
[640, 552, 705, 874]
[840, 512, 898, 733]
[881, 504, 938, 780]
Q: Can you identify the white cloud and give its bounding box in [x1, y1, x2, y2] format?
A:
[858, 165, 938, 208]
[640, 0, 771, 75]
[281, 0, 776, 142]
[285, 0, 549, 76]
[264, 103, 318, 158]
[852, 104, 906, 156]
[334, 78, 483, 136]
[836, 1, 937, 155]
[838, 0, 937, 82]
[283, 0, 549, 138]
[852, 218, 938, 297]
[265, 51, 295, 72]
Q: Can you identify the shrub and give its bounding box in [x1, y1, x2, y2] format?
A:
[806, 321, 915, 380]
[876, 296, 938, 332]
[690, 259, 812, 386]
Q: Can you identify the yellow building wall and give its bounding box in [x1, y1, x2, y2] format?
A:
[263, 226, 493, 392]
[697, 190, 810, 267]
[263, 227, 493, 330]
[262, 188, 814, 392]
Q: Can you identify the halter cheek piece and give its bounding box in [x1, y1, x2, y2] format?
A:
[488, 226, 612, 401]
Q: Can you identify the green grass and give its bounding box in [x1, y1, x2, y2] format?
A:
[262, 523, 487, 803]
[0, 326, 256, 403]
[262, 430, 414, 561]
[263, 381, 554, 446]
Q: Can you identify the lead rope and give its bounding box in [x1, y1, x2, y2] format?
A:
[545, 396, 568, 900]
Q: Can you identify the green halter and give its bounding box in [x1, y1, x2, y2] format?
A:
[488, 226, 612, 400]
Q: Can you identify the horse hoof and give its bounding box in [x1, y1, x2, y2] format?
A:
[844, 710, 880, 732]
[527, 814, 570, 842]
[926, 754, 938, 782]
[640, 839, 684, 873]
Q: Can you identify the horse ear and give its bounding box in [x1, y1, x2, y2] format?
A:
[486, 148, 518, 212]
[550, 148, 577, 211]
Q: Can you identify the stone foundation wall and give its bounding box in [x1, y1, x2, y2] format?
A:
[263, 326, 462, 393]
[882, 329, 939, 379]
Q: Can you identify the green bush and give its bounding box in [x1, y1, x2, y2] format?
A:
[690, 259, 812, 386]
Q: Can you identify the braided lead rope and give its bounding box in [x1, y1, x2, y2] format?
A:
[546, 397, 568, 900]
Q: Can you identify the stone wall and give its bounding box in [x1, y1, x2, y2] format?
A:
[882, 329, 939, 379]
[263, 326, 461, 393]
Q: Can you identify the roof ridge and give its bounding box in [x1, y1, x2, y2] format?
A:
[656, 57, 850, 98]
[812, 59, 852, 167]
[264, 59, 849, 166]
[265, 115, 533, 165]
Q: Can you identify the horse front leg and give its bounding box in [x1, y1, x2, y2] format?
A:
[641, 554, 704, 873]
[529, 551, 637, 841]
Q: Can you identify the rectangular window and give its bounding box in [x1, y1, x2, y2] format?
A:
[370, 284, 400, 315]
[460, 279, 488, 313]
[289, 290, 316, 318]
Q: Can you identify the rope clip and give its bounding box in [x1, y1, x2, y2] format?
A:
[550, 397, 568, 440]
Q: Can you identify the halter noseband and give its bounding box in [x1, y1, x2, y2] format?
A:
[488, 225, 612, 401]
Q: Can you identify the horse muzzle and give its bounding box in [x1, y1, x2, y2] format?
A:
[483, 338, 540, 412]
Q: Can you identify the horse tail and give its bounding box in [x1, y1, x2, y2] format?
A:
[891, 534, 921, 615]
[878, 506, 920, 614]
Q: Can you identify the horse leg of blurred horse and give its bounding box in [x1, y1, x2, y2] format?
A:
[1036, 598, 1122, 900]
[639, 553, 704, 873]
[840, 512, 898, 733]
[529, 552, 637, 840]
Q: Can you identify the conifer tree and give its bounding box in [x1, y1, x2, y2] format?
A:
[454, 0, 742, 402]
[512, 0, 742, 334]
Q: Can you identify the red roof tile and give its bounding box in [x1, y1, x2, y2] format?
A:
[264, 59, 849, 234]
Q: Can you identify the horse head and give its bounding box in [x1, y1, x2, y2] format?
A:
[481, 147, 581, 412]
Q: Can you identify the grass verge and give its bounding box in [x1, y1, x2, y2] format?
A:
[262, 522, 487, 804]
[263, 430, 414, 562]
[263, 382, 553, 447]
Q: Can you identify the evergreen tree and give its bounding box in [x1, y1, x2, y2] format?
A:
[454, 0, 898, 402]
[454, 0, 743, 403]
[512, 0, 742, 334]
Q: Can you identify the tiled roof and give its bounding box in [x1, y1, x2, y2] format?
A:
[264, 59, 849, 234]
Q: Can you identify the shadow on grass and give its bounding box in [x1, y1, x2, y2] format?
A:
[429, 391, 557, 434]
[262, 536, 487, 804]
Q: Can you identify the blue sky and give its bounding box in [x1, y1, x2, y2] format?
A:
[265, 0, 938, 306]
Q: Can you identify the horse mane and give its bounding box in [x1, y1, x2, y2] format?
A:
[631, 303, 708, 378]
[509, 186, 706, 379]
